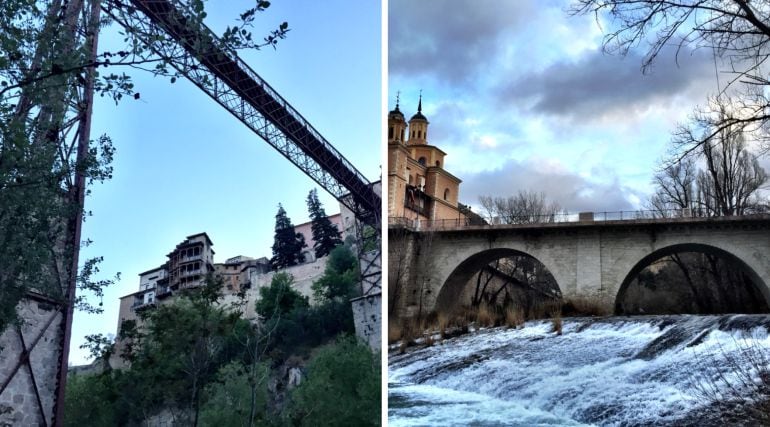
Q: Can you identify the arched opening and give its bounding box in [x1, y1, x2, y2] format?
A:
[443, 188, 450, 200]
[435, 248, 561, 319]
[417, 156, 426, 166]
[435, 160, 440, 167]
[615, 243, 770, 315]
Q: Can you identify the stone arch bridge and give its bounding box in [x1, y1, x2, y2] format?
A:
[388, 214, 770, 317]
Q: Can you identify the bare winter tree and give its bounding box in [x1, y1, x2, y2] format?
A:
[388, 226, 413, 316]
[648, 158, 697, 215]
[412, 230, 436, 322]
[479, 191, 563, 224]
[650, 114, 768, 216]
[470, 191, 561, 311]
[644, 118, 769, 313]
[571, 0, 770, 158]
[696, 127, 768, 215]
[470, 256, 560, 315]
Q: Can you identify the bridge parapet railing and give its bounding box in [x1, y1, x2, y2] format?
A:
[387, 208, 767, 231]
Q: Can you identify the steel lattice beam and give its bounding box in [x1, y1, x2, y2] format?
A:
[109, 0, 380, 228]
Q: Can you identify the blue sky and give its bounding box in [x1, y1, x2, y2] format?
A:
[389, 0, 736, 213]
[71, 0, 381, 365]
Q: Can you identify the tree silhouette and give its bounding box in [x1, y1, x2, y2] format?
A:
[306, 188, 343, 258]
[270, 204, 306, 270]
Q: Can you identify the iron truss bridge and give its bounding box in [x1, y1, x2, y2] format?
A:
[108, 0, 381, 228]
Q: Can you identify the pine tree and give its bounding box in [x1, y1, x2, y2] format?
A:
[271, 204, 306, 270]
[306, 189, 343, 258]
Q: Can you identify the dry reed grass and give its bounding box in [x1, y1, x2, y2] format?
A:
[562, 297, 610, 317]
[437, 313, 450, 339]
[551, 309, 563, 335]
[388, 321, 403, 344]
[476, 303, 496, 328]
[505, 305, 525, 329]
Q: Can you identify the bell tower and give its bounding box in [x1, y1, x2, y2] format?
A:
[407, 92, 429, 145]
[388, 92, 407, 144]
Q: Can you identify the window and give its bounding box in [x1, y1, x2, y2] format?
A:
[400, 129, 405, 141]
[444, 188, 450, 200]
[417, 130, 422, 139]
[435, 160, 441, 167]
[418, 157, 426, 166]
[388, 126, 393, 139]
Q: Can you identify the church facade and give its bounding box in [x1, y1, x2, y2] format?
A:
[387, 96, 472, 222]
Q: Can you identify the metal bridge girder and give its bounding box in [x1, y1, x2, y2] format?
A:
[110, 0, 381, 228]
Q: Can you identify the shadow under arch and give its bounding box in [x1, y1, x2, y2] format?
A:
[435, 247, 562, 313]
[614, 243, 770, 314]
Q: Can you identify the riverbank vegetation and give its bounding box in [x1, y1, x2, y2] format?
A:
[66, 245, 380, 426]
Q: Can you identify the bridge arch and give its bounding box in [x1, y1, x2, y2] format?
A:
[614, 243, 770, 314]
[435, 247, 563, 313]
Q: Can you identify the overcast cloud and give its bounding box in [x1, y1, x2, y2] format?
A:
[389, 0, 542, 84]
[461, 159, 643, 213]
[502, 45, 717, 120]
[389, 0, 721, 211]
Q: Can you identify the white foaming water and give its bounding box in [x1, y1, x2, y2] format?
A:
[388, 315, 770, 426]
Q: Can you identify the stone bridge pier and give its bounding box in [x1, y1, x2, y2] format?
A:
[388, 215, 770, 318]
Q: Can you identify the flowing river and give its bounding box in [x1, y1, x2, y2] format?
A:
[388, 315, 770, 426]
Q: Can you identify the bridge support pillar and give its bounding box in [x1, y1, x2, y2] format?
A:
[576, 231, 602, 298]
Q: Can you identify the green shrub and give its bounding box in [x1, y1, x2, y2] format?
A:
[288, 336, 380, 426]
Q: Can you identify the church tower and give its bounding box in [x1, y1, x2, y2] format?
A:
[387, 91, 469, 222]
[407, 93, 428, 145]
[388, 94, 407, 145]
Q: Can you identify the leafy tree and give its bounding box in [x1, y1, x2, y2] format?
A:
[313, 245, 359, 302]
[0, 0, 117, 330]
[69, 273, 377, 426]
[306, 188, 343, 258]
[256, 272, 308, 319]
[121, 276, 247, 425]
[270, 204, 307, 269]
[199, 361, 271, 427]
[255, 272, 316, 357]
[311, 245, 360, 336]
[288, 336, 380, 427]
[64, 373, 120, 427]
[0, 0, 288, 330]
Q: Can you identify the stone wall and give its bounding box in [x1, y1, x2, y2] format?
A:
[218, 256, 331, 321]
[351, 293, 381, 350]
[0, 293, 63, 426]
